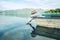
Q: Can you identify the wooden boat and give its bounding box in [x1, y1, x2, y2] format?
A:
[35, 14, 60, 28]
[31, 14, 60, 40]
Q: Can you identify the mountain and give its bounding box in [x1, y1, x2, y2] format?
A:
[0, 8, 44, 17]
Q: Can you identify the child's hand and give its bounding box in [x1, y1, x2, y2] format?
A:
[26, 22, 29, 25]
[26, 22, 31, 25]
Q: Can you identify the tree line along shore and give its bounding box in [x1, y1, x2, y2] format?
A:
[44, 8, 60, 14]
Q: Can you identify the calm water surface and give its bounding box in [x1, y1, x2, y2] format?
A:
[0, 16, 55, 40]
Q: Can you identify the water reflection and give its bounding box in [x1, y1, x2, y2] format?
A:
[0, 16, 55, 40]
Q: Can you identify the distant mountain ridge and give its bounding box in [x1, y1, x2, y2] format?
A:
[0, 8, 44, 17]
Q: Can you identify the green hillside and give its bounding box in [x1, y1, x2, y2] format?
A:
[44, 8, 60, 14]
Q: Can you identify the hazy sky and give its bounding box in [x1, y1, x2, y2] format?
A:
[0, 0, 60, 10]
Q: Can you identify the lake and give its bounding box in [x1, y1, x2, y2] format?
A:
[0, 15, 55, 40]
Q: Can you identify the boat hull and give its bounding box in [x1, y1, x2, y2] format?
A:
[35, 18, 60, 28]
